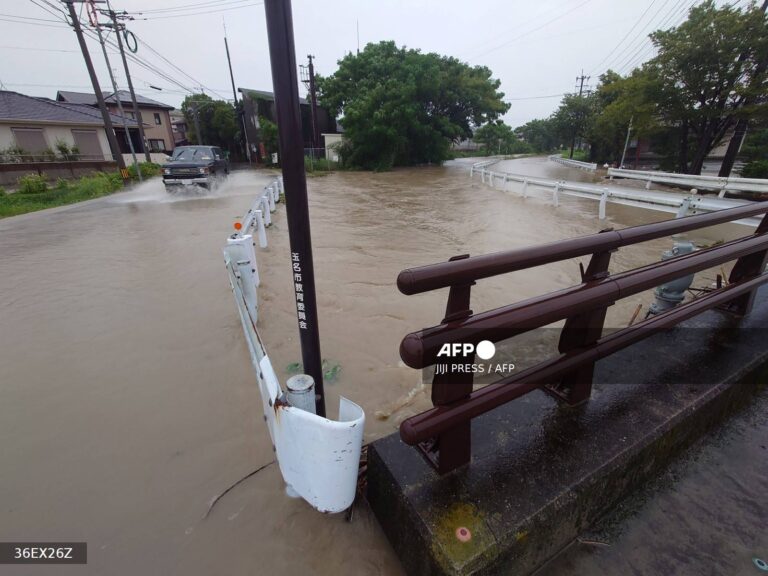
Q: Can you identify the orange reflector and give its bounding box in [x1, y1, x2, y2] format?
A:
[234, 222, 243, 230]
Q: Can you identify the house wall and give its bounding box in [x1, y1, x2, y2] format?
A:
[0, 122, 111, 158]
[106, 105, 174, 152]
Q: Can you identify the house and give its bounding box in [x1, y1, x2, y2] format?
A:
[56, 90, 175, 154]
[169, 110, 188, 146]
[0, 90, 140, 160]
[238, 87, 338, 162]
[0, 90, 141, 185]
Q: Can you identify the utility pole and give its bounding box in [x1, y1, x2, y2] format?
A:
[719, 0, 768, 177]
[106, 3, 151, 163]
[91, 3, 141, 181]
[570, 69, 590, 159]
[191, 102, 203, 144]
[224, 22, 251, 163]
[64, 0, 127, 177]
[307, 55, 320, 149]
[620, 116, 633, 169]
[264, 0, 326, 416]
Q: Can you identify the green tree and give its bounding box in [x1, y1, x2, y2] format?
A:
[258, 116, 279, 162]
[644, 1, 768, 174]
[181, 94, 239, 155]
[318, 41, 509, 170]
[551, 93, 597, 159]
[515, 118, 558, 153]
[474, 121, 531, 155]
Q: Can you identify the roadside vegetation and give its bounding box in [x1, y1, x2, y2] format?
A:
[0, 163, 162, 218]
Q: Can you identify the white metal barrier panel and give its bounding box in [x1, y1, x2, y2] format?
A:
[471, 161, 761, 228]
[548, 154, 597, 172]
[608, 167, 768, 196]
[223, 176, 365, 514]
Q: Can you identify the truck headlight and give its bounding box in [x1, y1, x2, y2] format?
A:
[163, 168, 171, 175]
[198, 167, 210, 175]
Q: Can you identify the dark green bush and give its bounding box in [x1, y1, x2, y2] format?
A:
[740, 160, 768, 179]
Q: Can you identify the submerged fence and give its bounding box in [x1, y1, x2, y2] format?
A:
[395, 201, 768, 474]
[223, 176, 365, 513]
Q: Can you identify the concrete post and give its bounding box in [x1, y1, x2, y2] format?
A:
[255, 210, 268, 248]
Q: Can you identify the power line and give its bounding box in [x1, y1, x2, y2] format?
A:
[135, 0, 255, 14]
[588, 0, 660, 75]
[137, 2, 262, 20]
[467, 0, 596, 62]
[0, 16, 67, 28]
[598, 0, 677, 74]
[614, 0, 694, 74]
[0, 11, 62, 22]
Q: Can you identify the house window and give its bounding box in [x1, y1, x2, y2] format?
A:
[71, 129, 103, 160]
[154, 113, 162, 125]
[148, 139, 166, 152]
[125, 111, 135, 120]
[11, 127, 48, 154]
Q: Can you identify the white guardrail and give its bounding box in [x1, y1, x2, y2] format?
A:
[223, 176, 365, 514]
[608, 167, 768, 196]
[548, 154, 598, 172]
[470, 161, 761, 227]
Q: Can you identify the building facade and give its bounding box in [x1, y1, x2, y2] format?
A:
[56, 90, 175, 154]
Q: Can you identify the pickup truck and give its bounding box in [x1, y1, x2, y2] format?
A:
[162, 145, 229, 190]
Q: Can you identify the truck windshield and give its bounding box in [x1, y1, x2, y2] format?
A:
[172, 148, 212, 161]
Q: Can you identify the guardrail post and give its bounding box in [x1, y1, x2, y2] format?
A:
[599, 190, 607, 220]
[255, 209, 268, 248]
[553, 183, 560, 207]
[267, 186, 277, 212]
[261, 195, 272, 226]
[226, 235, 260, 322]
[723, 214, 768, 316]
[421, 254, 476, 474]
[470, 165, 474, 178]
[546, 239, 614, 406]
[523, 178, 529, 198]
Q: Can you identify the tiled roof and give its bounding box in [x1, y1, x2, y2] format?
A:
[0, 91, 138, 126]
[56, 89, 174, 109]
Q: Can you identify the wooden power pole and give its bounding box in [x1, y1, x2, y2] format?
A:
[64, 0, 127, 176]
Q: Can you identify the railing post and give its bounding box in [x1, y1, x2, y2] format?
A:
[599, 190, 607, 220]
[553, 183, 560, 207]
[523, 178, 528, 198]
[419, 254, 476, 474]
[546, 236, 614, 406]
[723, 213, 768, 316]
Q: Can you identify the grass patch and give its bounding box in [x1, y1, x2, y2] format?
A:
[1, 170, 124, 218]
[304, 156, 338, 173]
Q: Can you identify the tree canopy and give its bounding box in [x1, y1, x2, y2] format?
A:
[318, 41, 509, 170]
[180, 94, 239, 155]
[518, 1, 768, 174]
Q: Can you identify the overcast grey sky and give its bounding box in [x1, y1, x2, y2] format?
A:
[0, 0, 737, 128]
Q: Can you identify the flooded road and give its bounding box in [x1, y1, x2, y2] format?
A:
[0, 157, 756, 575]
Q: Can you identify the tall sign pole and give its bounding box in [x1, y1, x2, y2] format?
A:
[64, 0, 127, 176]
[263, 0, 326, 416]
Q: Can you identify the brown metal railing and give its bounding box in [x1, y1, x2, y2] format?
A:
[397, 202, 768, 474]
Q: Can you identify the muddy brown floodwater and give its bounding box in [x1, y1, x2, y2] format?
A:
[0, 157, 753, 575]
